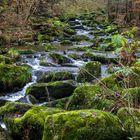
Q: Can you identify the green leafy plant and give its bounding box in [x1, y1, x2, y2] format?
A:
[112, 27, 139, 66]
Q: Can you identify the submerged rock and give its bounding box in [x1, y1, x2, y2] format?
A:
[43, 109, 127, 140]
[26, 80, 77, 102]
[77, 61, 101, 82]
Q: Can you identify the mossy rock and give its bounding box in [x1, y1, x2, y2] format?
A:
[38, 71, 74, 82]
[0, 35, 7, 46]
[68, 46, 91, 52]
[82, 52, 117, 63]
[68, 53, 82, 60]
[3, 105, 63, 140]
[99, 43, 115, 51]
[0, 102, 33, 117]
[121, 87, 140, 106]
[60, 40, 72, 45]
[39, 59, 57, 67]
[0, 55, 12, 64]
[77, 61, 101, 82]
[18, 49, 36, 55]
[26, 80, 77, 102]
[68, 84, 115, 110]
[43, 109, 127, 140]
[98, 74, 122, 91]
[63, 28, 76, 35]
[26, 83, 48, 102]
[0, 64, 32, 93]
[70, 35, 90, 42]
[49, 53, 73, 64]
[99, 67, 140, 91]
[117, 107, 140, 138]
[45, 97, 70, 109]
[7, 48, 20, 61]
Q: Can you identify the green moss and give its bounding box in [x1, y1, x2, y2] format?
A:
[82, 52, 114, 63]
[0, 35, 7, 46]
[47, 80, 76, 99]
[0, 102, 32, 117]
[71, 35, 90, 42]
[8, 48, 20, 60]
[60, 40, 72, 45]
[63, 28, 76, 35]
[77, 61, 101, 82]
[68, 53, 81, 60]
[68, 46, 92, 51]
[117, 107, 140, 138]
[26, 83, 47, 102]
[18, 49, 36, 54]
[3, 105, 63, 140]
[49, 53, 73, 64]
[0, 64, 32, 92]
[122, 87, 140, 106]
[26, 80, 76, 102]
[43, 109, 127, 140]
[0, 55, 12, 64]
[134, 61, 140, 67]
[39, 71, 74, 82]
[98, 74, 122, 91]
[45, 97, 70, 109]
[68, 84, 115, 110]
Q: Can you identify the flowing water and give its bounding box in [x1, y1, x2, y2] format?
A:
[0, 19, 115, 103]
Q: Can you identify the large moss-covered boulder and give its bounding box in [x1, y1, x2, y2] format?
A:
[0, 64, 32, 93]
[77, 61, 101, 82]
[1, 103, 62, 140]
[38, 71, 74, 82]
[117, 107, 140, 138]
[43, 109, 127, 140]
[68, 84, 115, 110]
[26, 80, 77, 102]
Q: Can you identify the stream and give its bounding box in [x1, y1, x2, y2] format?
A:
[0, 19, 116, 103]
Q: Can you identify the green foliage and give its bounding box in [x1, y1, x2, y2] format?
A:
[115, 66, 137, 77]
[45, 43, 55, 52]
[0, 64, 32, 92]
[8, 48, 20, 59]
[112, 34, 128, 48]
